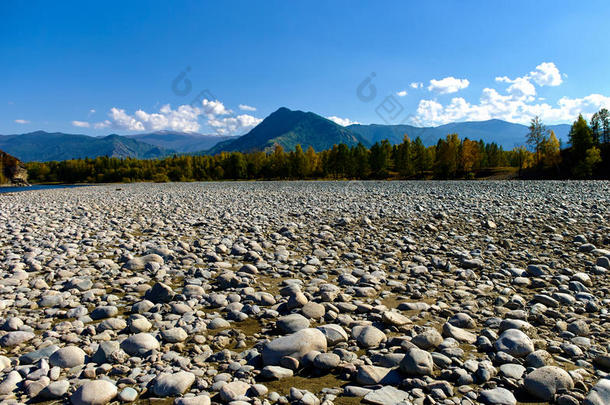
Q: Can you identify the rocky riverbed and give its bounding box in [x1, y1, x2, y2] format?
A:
[0, 181, 609, 405]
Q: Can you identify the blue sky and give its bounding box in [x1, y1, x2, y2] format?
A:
[2, 1, 610, 135]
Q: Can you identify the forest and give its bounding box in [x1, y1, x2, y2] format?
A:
[25, 111, 609, 184]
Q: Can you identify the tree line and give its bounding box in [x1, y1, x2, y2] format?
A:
[25, 109, 609, 183]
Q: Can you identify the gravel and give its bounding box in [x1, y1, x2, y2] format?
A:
[0, 180, 608, 404]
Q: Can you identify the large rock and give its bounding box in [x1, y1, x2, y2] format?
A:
[70, 380, 118, 405]
[219, 381, 251, 402]
[316, 324, 348, 346]
[584, 379, 610, 405]
[144, 282, 175, 303]
[120, 333, 160, 356]
[494, 329, 534, 357]
[479, 387, 517, 405]
[356, 365, 402, 385]
[412, 328, 443, 350]
[363, 386, 410, 405]
[49, 346, 86, 368]
[524, 366, 574, 401]
[123, 254, 164, 271]
[262, 328, 327, 365]
[152, 371, 195, 396]
[277, 313, 310, 334]
[0, 331, 34, 347]
[400, 347, 433, 376]
[352, 325, 387, 348]
[442, 322, 477, 344]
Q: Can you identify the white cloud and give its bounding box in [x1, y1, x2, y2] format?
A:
[94, 120, 111, 129]
[327, 116, 360, 126]
[72, 120, 90, 128]
[428, 77, 470, 94]
[14, 119, 29, 124]
[410, 82, 423, 89]
[529, 62, 562, 87]
[208, 114, 262, 135]
[90, 99, 260, 135]
[414, 62, 608, 126]
[396, 90, 408, 97]
[239, 104, 256, 111]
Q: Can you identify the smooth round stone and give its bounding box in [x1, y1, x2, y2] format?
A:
[479, 387, 517, 405]
[277, 314, 310, 334]
[381, 311, 411, 326]
[400, 347, 433, 376]
[260, 366, 294, 380]
[0, 331, 35, 347]
[208, 318, 230, 329]
[262, 328, 327, 366]
[494, 329, 534, 357]
[313, 352, 341, 370]
[120, 333, 160, 356]
[584, 378, 610, 405]
[219, 381, 251, 402]
[90, 306, 118, 320]
[524, 366, 574, 401]
[316, 324, 348, 346]
[352, 325, 387, 348]
[49, 346, 86, 368]
[152, 371, 195, 396]
[412, 328, 443, 350]
[118, 387, 138, 402]
[300, 302, 325, 319]
[40, 380, 70, 399]
[161, 327, 188, 343]
[174, 395, 211, 405]
[70, 380, 118, 405]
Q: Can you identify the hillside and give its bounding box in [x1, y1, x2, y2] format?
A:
[0, 150, 29, 185]
[348, 120, 571, 149]
[207, 107, 370, 154]
[0, 131, 172, 162]
[127, 131, 232, 153]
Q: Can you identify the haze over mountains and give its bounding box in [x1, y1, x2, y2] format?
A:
[1, 108, 571, 162]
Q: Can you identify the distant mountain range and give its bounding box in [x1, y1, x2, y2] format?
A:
[1, 108, 573, 161]
[208, 107, 369, 154]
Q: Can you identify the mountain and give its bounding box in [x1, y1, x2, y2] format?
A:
[127, 131, 233, 153]
[207, 107, 370, 154]
[0, 150, 29, 185]
[348, 120, 572, 149]
[0, 131, 172, 162]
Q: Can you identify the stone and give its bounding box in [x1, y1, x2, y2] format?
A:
[260, 366, 294, 380]
[356, 365, 402, 385]
[152, 371, 195, 396]
[118, 387, 138, 402]
[524, 366, 574, 401]
[352, 325, 387, 348]
[400, 347, 434, 376]
[144, 282, 175, 303]
[584, 378, 610, 405]
[49, 346, 86, 368]
[70, 380, 118, 405]
[316, 324, 348, 346]
[161, 327, 188, 343]
[120, 333, 160, 356]
[479, 387, 517, 405]
[277, 313, 310, 334]
[381, 311, 411, 326]
[174, 395, 211, 405]
[363, 386, 410, 405]
[412, 328, 443, 350]
[39, 380, 70, 400]
[262, 328, 327, 365]
[219, 381, 250, 402]
[494, 328, 534, 357]
[0, 370, 22, 395]
[442, 322, 477, 344]
[0, 330, 34, 346]
[313, 352, 340, 370]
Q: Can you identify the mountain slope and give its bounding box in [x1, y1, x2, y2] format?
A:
[207, 107, 370, 154]
[0, 150, 29, 185]
[348, 120, 572, 149]
[0, 131, 172, 162]
[127, 131, 233, 153]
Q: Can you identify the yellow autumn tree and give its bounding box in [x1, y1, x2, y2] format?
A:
[461, 139, 480, 174]
[541, 130, 561, 170]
